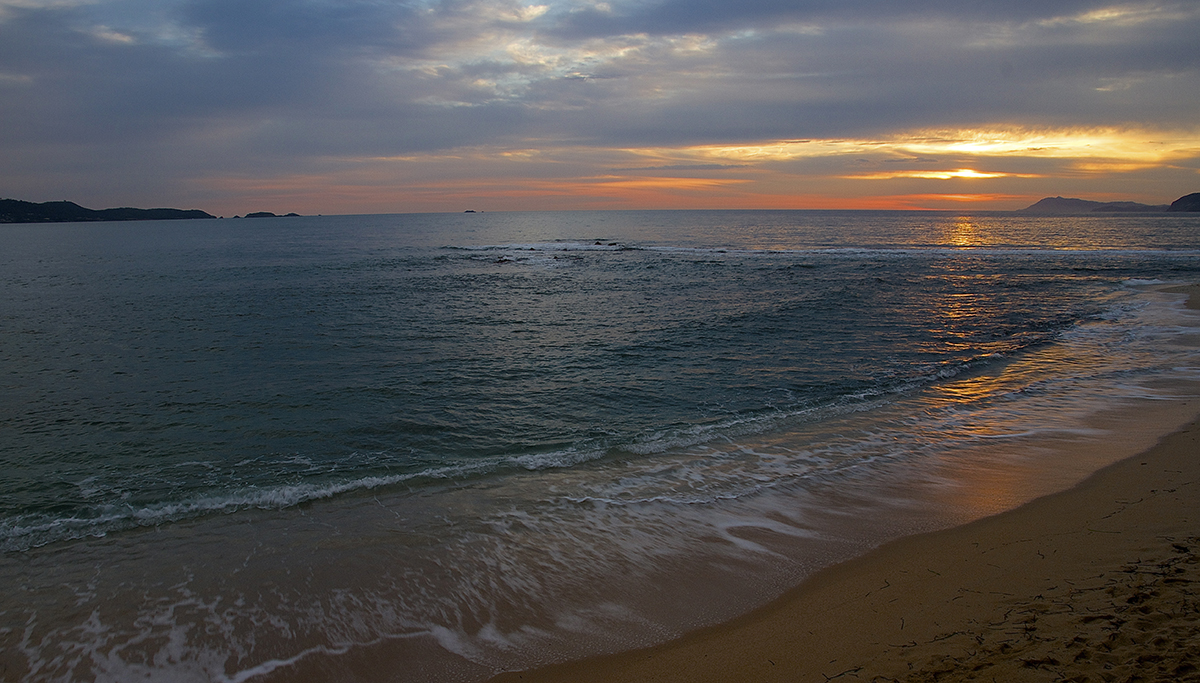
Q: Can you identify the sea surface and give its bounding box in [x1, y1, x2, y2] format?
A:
[3, 210, 1200, 682]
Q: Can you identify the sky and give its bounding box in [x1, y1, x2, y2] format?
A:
[1, 0, 1198, 215]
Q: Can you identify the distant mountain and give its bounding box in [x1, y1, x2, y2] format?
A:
[1092, 201, 1172, 213]
[0, 198, 215, 224]
[1168, 192, 1200, 212]
[1017, 196, 1170, 214]
[240, 211, 301, 218]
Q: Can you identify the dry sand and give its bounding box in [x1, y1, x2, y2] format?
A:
[493, 286, 1200, 683]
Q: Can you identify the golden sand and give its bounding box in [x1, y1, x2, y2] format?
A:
[492, 415, 1200, 683]
[493, 287, 1200, 683]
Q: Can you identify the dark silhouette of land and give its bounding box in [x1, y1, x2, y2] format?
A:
[4, 193, 1197, 223]
[1169, 192, 1200, 212]
[1, 199, 214, 223]
[240, 211, 301, 218]
[1019, 192, 1200, 214]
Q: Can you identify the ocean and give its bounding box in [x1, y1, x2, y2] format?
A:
[3, 210, 1200, 682]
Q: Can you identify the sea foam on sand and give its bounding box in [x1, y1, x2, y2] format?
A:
[487, 285, 1200, 683]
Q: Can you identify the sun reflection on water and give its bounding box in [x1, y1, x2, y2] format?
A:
[946, 218, 984, 248]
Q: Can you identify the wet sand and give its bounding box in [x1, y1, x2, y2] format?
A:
[491, 286, 1200, 683]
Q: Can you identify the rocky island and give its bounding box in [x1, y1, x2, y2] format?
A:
[239, 211, 302, 218]
[0, 198, 215, 223]
[1169, 192, 1200, 211]
[1018, 192, 1200, 214]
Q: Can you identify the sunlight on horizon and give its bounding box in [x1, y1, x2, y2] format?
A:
[674, 126, 1200, 165]
[842, 169, 1033, 180]
[224, 124, 1199, 214]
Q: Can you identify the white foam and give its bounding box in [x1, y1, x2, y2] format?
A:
[0, 461, 501, 552]
[448, 241, 638, 253]
[15, 286, 1187, 556]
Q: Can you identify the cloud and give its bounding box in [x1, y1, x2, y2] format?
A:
[1, 0, 1198, 212]
[843, 169, 1038, 180]
[542, 0, 1119, 39]
[611, 163, 751, 171]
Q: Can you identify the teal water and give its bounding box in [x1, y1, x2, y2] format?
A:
[3, 210, 1200, 681]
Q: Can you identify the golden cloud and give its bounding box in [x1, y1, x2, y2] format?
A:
[841, 169, 1039, 180]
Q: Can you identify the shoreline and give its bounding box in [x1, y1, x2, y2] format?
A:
[492, 410, 1200, 683]
[490, 285, 1200, 683]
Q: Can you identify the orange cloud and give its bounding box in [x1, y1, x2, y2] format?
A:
[841, 169, 1041, 180]
[196, 124, 1200, 215]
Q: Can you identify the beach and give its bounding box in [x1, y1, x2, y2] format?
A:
[492, 413, 1200, 682]
[491, 287, 1200, 683]
[4, 215, 1200, 682]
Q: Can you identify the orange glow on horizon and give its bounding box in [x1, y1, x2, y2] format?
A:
[669, 126, 1200, 167]
[196, 124, 1200, 215]
[841, 169, 1040, 180]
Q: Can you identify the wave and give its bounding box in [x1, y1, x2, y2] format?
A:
[443, 241, 1200, 259]
[0, 462, 490, 552]
[0, 350, 1021, 553]
[5, 284, 1192, 554]
[445, 241, 642, 253]
[5, 287, 1198, 683]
